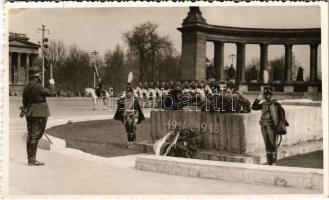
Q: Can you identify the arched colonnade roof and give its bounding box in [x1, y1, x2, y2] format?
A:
[178, 24, 321, 45]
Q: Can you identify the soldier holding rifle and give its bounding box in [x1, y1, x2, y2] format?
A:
[22, 66, 56, 166]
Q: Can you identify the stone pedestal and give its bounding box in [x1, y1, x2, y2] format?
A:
[239, 84, 248, 93]
[307, 85, 318, 93]
[150, 107, 322, 154]
[284, 85, 294, 93]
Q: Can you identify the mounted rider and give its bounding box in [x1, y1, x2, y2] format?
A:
[95, 77, 106, 97]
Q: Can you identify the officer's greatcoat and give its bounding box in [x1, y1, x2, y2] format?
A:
[23, 79, 55, 117]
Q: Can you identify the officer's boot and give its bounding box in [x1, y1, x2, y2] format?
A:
[127, 133, 132, 148]
[26, 141, 31, 160]
[266, 152, 272, 165]
[272, 152, 277, 166]
[132, 133, 136, 142]
[28, 143, 45, 166]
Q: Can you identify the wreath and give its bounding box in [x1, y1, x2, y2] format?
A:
[154, 127, 202, 158]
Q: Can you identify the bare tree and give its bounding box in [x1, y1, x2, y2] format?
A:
[123, 21, 173, 82]
[56, 45, 92, 92]
[103, 45, 126, 93]
[47, 40, 66, 65]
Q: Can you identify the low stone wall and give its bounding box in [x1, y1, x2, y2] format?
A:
[135, 155, 323, 190]
[150, 105, 322, 154]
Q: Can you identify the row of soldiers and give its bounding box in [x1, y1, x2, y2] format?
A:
[131, 80, 238, 100]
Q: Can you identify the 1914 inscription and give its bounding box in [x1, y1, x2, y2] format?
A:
[166, 119, 220, 134]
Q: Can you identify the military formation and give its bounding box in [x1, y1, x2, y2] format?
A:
[114, 80, 240, 107]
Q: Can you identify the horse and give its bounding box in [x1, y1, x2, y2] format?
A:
[85, 87, 110, 110]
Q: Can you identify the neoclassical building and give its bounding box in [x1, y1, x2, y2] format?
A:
[9, 32, 40, 95]
[178, 7, 321, 96]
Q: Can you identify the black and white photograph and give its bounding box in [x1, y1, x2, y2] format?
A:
[2, 1, 328, 197]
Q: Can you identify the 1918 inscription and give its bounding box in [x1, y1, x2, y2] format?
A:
[166, 119, 220, 134]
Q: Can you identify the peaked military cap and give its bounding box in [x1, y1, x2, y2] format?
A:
[28, 66, 41, 78]
[263, 86, 274, 95]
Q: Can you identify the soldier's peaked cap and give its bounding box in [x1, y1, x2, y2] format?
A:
[28, 66, 41, 77]
[126, 83, 133, 92]
[263, 86, 274, 95]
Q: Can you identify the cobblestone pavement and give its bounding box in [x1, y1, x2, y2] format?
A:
[6, 97, 322, 196]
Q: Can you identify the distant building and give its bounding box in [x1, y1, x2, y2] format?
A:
[9, 32, 40, 95]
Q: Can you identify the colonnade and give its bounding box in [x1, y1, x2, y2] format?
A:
[212, 42, 320, 85]
[9, 52, 37, 84]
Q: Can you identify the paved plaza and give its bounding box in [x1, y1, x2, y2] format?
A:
[7, 97, 322, 196]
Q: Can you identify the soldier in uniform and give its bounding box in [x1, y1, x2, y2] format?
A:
[114, 84, 145, 148]
[251, 86, 279, 165]
[22, 66, 56, 166]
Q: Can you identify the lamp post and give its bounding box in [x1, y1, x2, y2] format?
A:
[37, 24, 50, 86]
[91, 50, 99, 88]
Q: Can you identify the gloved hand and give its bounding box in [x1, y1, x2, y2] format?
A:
[49, 79, 55, 85]
[257, 93, 264, 101]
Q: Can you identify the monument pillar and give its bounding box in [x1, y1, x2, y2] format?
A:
[259, 43, 268, 83]
[181, 32, 207, 80]
[213, 41, 224, 82]
[179, 6, 208, 81]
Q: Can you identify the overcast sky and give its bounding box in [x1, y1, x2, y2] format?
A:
[8, 6, 321, 79]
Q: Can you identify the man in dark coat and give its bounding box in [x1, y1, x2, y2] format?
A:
[114, 85, 145, 147]
[251, 86, 280, 165]
[22, 66, 56, 166]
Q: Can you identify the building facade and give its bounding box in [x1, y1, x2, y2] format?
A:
[9, 32, 40, 95]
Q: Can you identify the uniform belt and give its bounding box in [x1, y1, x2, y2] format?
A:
[30, 100, 46, 104]
[259, 120, 273, 125]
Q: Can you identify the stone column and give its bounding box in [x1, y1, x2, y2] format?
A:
[259, 43, 268, 83]
[9, 52, 12, 84]
[237, 43, 247, 92]
[284, 44, 293, 83]
[213, 41, 224, 82]
[31, 54, 37, 66]
[309, 43, 319, 83]
[284, 43, 293, 92]
[308, 43, 320, 95]
[25, 53, 30, 83]
[236, 42, 246, 84]
[16, 52, 21, 84]
[181, 32, 207, 81]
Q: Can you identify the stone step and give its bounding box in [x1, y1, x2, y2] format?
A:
[133, 139, 322, 165]
[135, 155, 323, 190]
[194, 150, 259, 164]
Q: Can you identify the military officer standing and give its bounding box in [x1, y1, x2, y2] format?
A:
[251, 86, 279, 165]
[23, 66, 56, 166]
[114, 85, 145, 148]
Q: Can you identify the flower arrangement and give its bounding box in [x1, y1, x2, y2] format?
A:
[201, 93, 251, 113]
[154, 126, 202, 158]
